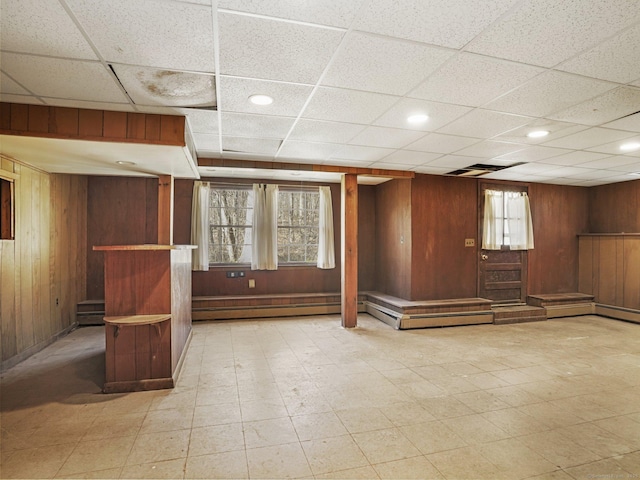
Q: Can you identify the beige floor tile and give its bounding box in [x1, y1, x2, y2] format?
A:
[419, 395, 475, 418]
[58, 435, 135, 476]
[282, 392, 334, 416]
[55, 467, 123, 479]
[185, 450, 248, 479]
[373, 455, 444, 479]
[481, 407, 549, 436]
[188, 423, 244, 457]
[139, 407, 194, 434]
[427, 446, 503, 480]
[594, 415, 640, 449]
[563, 457, 633, 479]
[195, 384, 239, 406]
[243, 417, 298, 449]
[517, 401, 585, 429]
[149, 390, 197, 411]
[0, 442, 76, 479]
[125, 429, 190, 466]
[239, 397, 288, 422]
[191, 402, 241, 428]
[315, 465, 380, 479]
[301, 434, 369, 475]
[246, 442, 312, 479]
[526, 469, 574, 479]
[119, 458, 186, 479]
[453, 389, 511, 413]
[476, 437, 557, 478]
[291, 411, 348, 441]
[486, 384, 545, 407]
[378, 401, 436, 427]
[442, 414, 510, 444]
[518, 430, 602, 469]
[352, 427, 421, 464]
[83, 412, 145, 440]
[558, 422, 634, 457]
[335, 407, 394, 433]
[400, 421, 467, 454]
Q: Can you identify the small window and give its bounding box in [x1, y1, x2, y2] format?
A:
[0, 177, 14, 240]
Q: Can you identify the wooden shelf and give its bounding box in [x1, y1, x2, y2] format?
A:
[104, 314, 171, 326]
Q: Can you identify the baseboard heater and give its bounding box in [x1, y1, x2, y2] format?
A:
[193, 301, 367, 321]
[595, 304, 640, 324]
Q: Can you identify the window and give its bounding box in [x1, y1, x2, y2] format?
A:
[482, 189, 534, 250]
[208, 187, 320, 265]
[0, 177, 14, 241]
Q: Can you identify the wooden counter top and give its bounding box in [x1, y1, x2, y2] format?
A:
[104, 314, 171, 326]
[93, 244, 197, 251]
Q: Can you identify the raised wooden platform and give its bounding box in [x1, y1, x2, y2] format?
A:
[364, 292, 493, 330]
[492, 305, 546, 325]
[527, 293, 595, 318]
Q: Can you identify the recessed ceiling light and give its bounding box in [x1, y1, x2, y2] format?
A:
[527, 130, 549, 138]
[629, 172, 640, 176]
[620, 141, 640, 152]
[116, 160, 136, 165]
[249, 94, 273, 106]
[407, 113, 429, 124]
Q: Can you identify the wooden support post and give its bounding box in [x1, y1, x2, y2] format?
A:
[341, 174, 358, 328]
[158, 175, 174, 245]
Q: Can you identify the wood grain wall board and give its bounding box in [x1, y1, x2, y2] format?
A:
[411, 174, 477, 300]
[358, 185, 376, 291]
[126, 113, 147, 140]
[157, 175, 174, 245]
[18, 165, 35, 352]
[160, 116, 185, 144]
[624, 237, 640, 309]
[578, 236, 593, 295]
[27, 105, 49, 133]
[10, 104, 28, 131]
[78, 109, 104, 137]
[50, 107, 79, 136]
[341, 174, 358, 328]
[589, 179, 640, 233]
[597, 237, 618, 305]
[0, 240, 17, 360]
[153, 320, 172, 378]
[103, 111, 127, 139]
[135, 250, 172, 314]
[145, 115, 162, 141]
[170, 249, 191, 370]
[0, 103, 11, 130]
[528, 183, 589, 294]
[135, 325, 152, 380]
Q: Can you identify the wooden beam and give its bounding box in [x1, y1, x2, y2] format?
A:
[341, 174, 358, 328]
[158, 175, 174, 245]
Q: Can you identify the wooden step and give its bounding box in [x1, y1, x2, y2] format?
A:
[492, 305, 546, 325]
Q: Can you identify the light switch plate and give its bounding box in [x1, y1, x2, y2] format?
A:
[465, 238, 475, 247]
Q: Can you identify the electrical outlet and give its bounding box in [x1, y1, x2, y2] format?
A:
[248, 279, 256, 288]
[465, 238, 475, 247]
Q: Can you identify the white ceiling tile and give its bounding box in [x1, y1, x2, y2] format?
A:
[218, 12, 344, 84]
[0, 94, 45, 105]
[437, 109, 533, 139]
[537, 151, 611, 166]
[368, 162, 414, 170]
[374, 98, 472, 131]
[379, 150, 442, 166]
[412, 166, 452, 175]
[330, 145, 394, 162]
[222, 136, 280, 156]
[543, 127, 636, 150]
[67, 0, 215, 72]
[179, 109, 219, 135]
[548, 87, 640, 126]
[218, 0, 365, 28]
[303, 87, 398, 124]
[455, 140, 527, 159]
[540, 166, 595, 177]
[585, 135, 640, 157]
[602, 112, 640, 133]
[1, 0, 97, 60]
[558, 23, 640, 83]
[221, 112, 295, 138]
[219, 77, 313, 117]
[1, 72, 29, 95]
[287, 119, 365, 144]
[494, 120, 589, 145]
[1, 54, 128, 102]
[467, 0, 640, 67]
[193, 133, 221, 153]
[564, 168, 623, 181]
[406, 133, 479, 154]
[278, 141, 340, 161]
[483, 171, 553, 183]
[348, 126, 424, 149]
[495, 145, 571, 163]
[41, 98, 133, 111]
[427, 155, 479, 169]
[485, 71, 616, 118]
[322, 158, 374, 167]
[574, 156, 638, 169]
[498, 162, 562, 175]
[571, 176, 631, 186]
[354, 0, 520, 49]
[322, 32, 453, 96]
[113, 65, 215, 107]
[605, 158, 640, 173]
[409, 53, 544, 107]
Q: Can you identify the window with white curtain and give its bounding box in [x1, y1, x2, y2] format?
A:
[482, 189, 534, 250]
[198, 184, 334, 268]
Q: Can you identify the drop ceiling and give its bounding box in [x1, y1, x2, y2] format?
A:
[1, 0, 640, 186]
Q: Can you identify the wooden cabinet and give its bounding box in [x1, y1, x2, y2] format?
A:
[93, 244, 195, 393]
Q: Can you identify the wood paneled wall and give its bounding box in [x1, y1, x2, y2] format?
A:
[358, 185, 376, 291]
[86, 177, 158, 299]
[410, 174, 477, 300]
[528, 183, 589, 294]
[588, 179, 640, 233]
[0, 102, 185, 146]
[579, 234, 640, 310]
[0, 157, 86, 367]
[375, 179, 412, 299]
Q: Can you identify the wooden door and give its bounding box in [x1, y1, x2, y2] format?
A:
[478, 182, 528, 304]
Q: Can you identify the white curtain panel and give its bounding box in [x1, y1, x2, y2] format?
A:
[507, 192, 535, 250]
[251, 183, 279, 270]
[482, 189, 503, 250]
[190, 181, 210, 271]
[317, 186, 335, 269]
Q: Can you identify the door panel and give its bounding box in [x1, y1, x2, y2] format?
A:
[478, 182, 528, 304]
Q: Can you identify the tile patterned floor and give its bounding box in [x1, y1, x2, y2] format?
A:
[1, 314, 639, 479]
